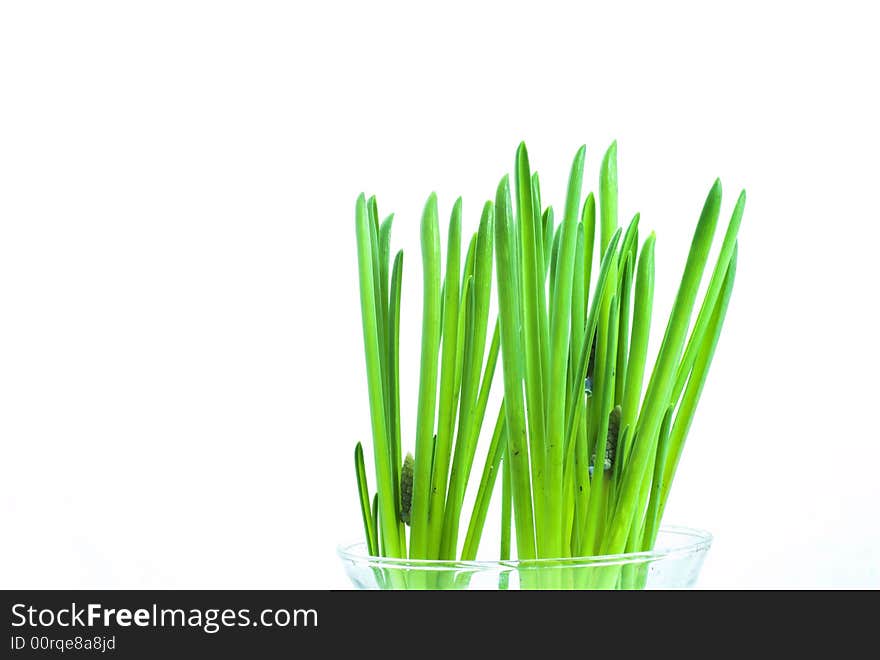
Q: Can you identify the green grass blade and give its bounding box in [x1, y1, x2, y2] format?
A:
[494, 174, 537, 560]
[373, 494, 381, 556]
[409, 193, 442, 558]
[472, 202, 495, 365]
[582, 293, 620, 555]
[542, 205, 554, 270]
[658, 244, 738, 524]
[546, 145, 586, 556]
[439, 322, 501, 560]
[672, 190, 746, 404]
[378, 213, 394, 322]
[367, 199, 388, 398]
[618, 212, 640, 272]
[354, 442, 379, 556]
[367, 198, 386, 342]
[582, 192, 596, 308]
[463, 232, 477, 294]
[532, 172, 545, 276]
[569, 222, 587, 448]
[515, 145, 548, 535]
[436, 275, 473, 559]
[564, 228, 623, 447]
[371, 493, 381, 554]
[602, 179, 723, 555]
[428, 198, 463, 557]
[387, 250, 406, 554]
[599, 141, 618, 253]
[355, 193, 400, 557]
[620, 234, 655, 466]
[574, 195, 596, 543]
[460, 407, 507, 560]
[442, 322, 495, 558]
[501, 451, 512, 562]
[586, 252, 619, 466]
[641, 405, 674, 551]
[614, 213, 640, 406]
[377, 212, 395, 438]
[573, 395, 592, 554]
[463, 322, 500, 485]
[563, 229, 622, 553]
[549, 220, 561, 303]
[460, 202, 496, 481]
[561, 394, 585, 556]
[440, 204, 497, 555]
[615, 255, 634, 406]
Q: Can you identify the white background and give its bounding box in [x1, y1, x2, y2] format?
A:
[1, 1, 878, 589]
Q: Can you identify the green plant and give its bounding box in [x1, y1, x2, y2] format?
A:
[352, 141, 744, 575]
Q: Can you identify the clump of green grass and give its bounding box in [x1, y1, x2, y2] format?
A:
[353, 141, 744, 570]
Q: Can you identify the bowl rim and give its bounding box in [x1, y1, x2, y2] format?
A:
[337, 524, 713, 570]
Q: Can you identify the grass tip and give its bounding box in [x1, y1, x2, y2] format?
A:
[604, 140, 618, 159]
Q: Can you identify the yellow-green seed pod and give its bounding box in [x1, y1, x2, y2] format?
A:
[604, 405, 622, 470]
[400, 453, 414, 525]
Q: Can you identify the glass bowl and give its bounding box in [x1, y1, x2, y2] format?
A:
[338, 525, 712, 589]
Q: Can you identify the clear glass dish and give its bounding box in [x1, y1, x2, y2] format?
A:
[338, 525, 712, 589]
